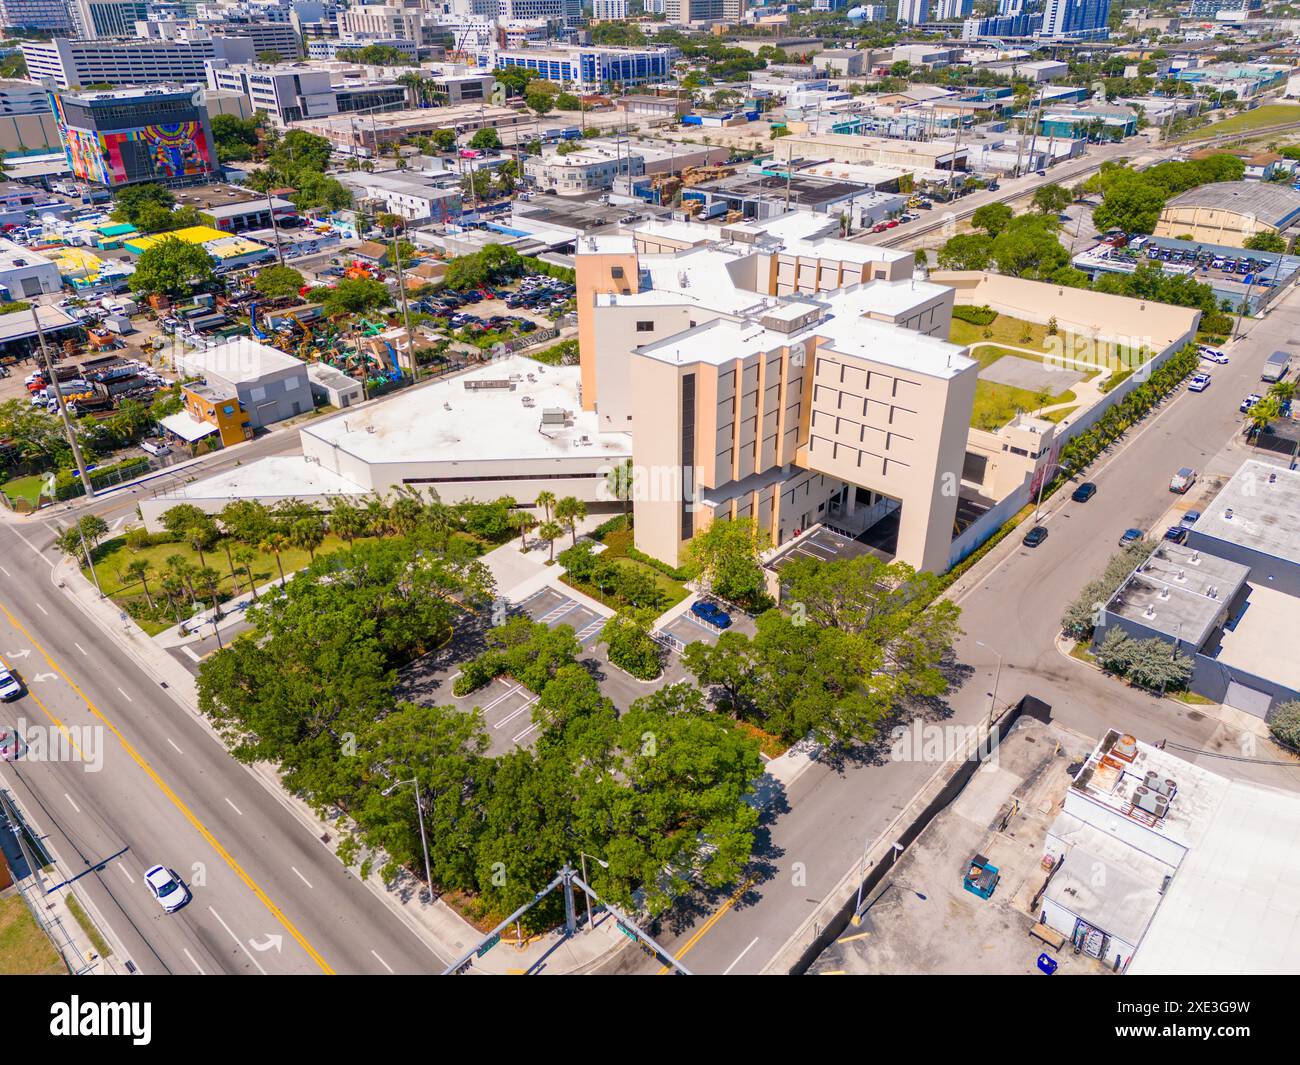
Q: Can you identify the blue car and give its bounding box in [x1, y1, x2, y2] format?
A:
[691, 600, 732, 629]
[1164, 525, 1188, 544]
[1120, 528, 1144, 547]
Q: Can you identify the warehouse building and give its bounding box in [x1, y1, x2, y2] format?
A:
[1154, 181, 1300, 249]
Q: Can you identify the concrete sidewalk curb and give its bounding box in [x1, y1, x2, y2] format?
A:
[51, 554, 632, 974]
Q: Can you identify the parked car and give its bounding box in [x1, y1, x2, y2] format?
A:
[691, 599, 732, 629]
[1170, 467, 1197, 493]
[1071, 482, 1097, 503]
[1188, 373, 1211, 392]
[1240, 393, 1263, 412]
[140, 439, 169, 457]
[1180, 510, 1202, 528]
[144, 865, 190, 913]
[1022, 525, 1049, 547]
[1120, 528, 1144, 547]
[1163, 525, 1189, 544]
[1199, 348, 1229, 365]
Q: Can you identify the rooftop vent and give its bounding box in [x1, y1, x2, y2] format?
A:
[1143, 605, 1156, 619]
[1225, 507, 1234, 520]
[1159, 587, 1169, 599]
[1113, 734, 1138, 762]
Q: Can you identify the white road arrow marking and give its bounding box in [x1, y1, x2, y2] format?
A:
[31, 673, 57, 683]
[249, 934, 283, 953]
[6, 650, 30, 659]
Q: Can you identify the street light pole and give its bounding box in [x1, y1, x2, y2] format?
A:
[31, 306, 94, 500]
[975, 639, 1003, 732]
[385, 777, 433, 905]
[579, 851, 608, 930]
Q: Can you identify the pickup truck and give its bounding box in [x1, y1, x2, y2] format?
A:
[1262, 350, 1291, 383]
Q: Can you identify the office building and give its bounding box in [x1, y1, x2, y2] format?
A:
[0, 0, 73, 31]
[51, 86, 218, 189]
[23, 35, 256, 89]
[336, 170, 461, 224]
[592, 0, 628, 16]
[932, 0, 972, 17]
[479, 45, 678, 91]
[662, 0, 746, 23]
[176, 338, 312, 429]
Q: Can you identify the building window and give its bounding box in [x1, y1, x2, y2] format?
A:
[636, 321, 655, 332]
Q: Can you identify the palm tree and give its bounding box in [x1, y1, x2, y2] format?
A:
[165, 555, 198, 605]
[554, 496, 586, 547]
[233, 546, 259, 601]
[1246, 395, 1282, 438]
[196, 566, 223, 619]
[605, 459, 634, 518]
[363, 493, 390, 537]
[290, 517, 325, 562]
[513, 510, 538, 550]
[537, 520, 564, 563]
[258, 534, 289, 584]
[330, 499, 367, 549]
[121, 559, 155, 610]
[535, 490, 556, 523]
[221, 537, 243, 596]
[183, 515, 218, 569]
[160, 574, 185, 624]
[1269, 380, 1297, 403]
[388, 490, 423, 538]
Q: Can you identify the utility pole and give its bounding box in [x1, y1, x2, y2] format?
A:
[389, 224, 418, 382]
[264, 187, 286, 268]
[31, 307, 93, 500]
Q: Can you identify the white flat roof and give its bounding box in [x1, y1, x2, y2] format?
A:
[159, 455, 366, 501]
[1129, 778, 1300, 975]
[160, 411, 218, 442]
[0, 238, 55, 273]
[0, 304, 78, 343]
[302, 356, 632, 466]
[177, 337, 305, 385]
[1192, 457, 1300, 563]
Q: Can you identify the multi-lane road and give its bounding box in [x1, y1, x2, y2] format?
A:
[0, 510, 448, 974]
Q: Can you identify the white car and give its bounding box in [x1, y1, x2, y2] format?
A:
[0, 666, 22, 702]
[140, 440, 169, 457]
[144, 865, 190, 913]
[1188, 373, 1211, 393]
[1199, 348, 1229, 364]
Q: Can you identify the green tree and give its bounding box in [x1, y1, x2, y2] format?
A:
[321, 278, 390, 317]
[112, 183, 174, 228]
[253, 264, 305, 299]
[537, 520, 564, 563]
[971, 202, 1013, 236]
[1032, 183, 1072, 215]
[468, 127, 501, 152]
[936, 233, 993, 271]
[1092, 174, 1170, 234]
[598, 612, 662, 680]
[1269, 699, 1300, 750]
[132, 237, 214, 300]
[685, 517, 769, 609]
[257, 50, 284, 64]
[990, 216, 1069, 280]
[554, 496, 586, 547]
[526, 90, 554, 117]
[1244, 230, 1287, 253]
[431, 128, 457, 152]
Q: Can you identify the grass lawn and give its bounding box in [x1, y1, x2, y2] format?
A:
[1170, 690, 1217, 706]
[971, 380, 1077, 431]
[1068, 640, 1097, 666]
[1173, 104, 1300, 142]
[0, 895, 64, 975]
[85, 533, 361, 636]
[65, 893, 112, 958]
[1, 474, 49, 508]
[952, 314, 1142, 372]
[1042, 405, 1078, 424]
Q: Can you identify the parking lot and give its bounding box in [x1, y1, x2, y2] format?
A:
[655, 607, 755, 650]
[515, 586, 606, 645]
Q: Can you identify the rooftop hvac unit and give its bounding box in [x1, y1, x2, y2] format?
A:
[1144, 770, 1161, 790]
[1133, 785, 1166, 816]
[1143, 605, 1156, 619]
[521, 396, 535, 407]
[1159, 586, 1169, 599]
[540, 406, 568, 424]
[1151, 794, 1170, 819]
[1113, 734, 1138, 761]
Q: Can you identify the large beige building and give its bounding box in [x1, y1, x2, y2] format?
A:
[1154, 182, 1300, 248]
[576, 215, 978, 574]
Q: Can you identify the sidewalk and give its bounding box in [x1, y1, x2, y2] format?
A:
[53, 550, 635, 974]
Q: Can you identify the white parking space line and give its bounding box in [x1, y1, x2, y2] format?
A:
[371, 950, 394, 974]
[64, 793, 81, 814]
[479, 683, 524, 713]
[116, 863, 135, 884]
[0, 565, 9, 577]
[116, 687, 132, 702]
[182, 948, 206, 975]
[166, 738, 183, 755]
[291, 866, 313, 889]
[512, 721, 541, 744]
[74, 642, 87, 656]
[34, 602, 48, 615]
[495, 697, 539, 729]
[224, 797, 243, 816]
[208, 906, 267, 976]
[723, 936, 759, 975]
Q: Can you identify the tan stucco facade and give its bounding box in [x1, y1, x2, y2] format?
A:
[1153, 204, 1271, 248]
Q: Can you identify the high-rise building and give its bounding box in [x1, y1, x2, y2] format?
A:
[592, 0, 628, 18]
[50, 84, 218, 188]
[1040, 0, 1109, 36]
[896, 0, 928, 25]
[0, 0, 74, 31]
[23, 34, 256, 88]
[933, 0, 972, 18]
[663, 0, 746, 23]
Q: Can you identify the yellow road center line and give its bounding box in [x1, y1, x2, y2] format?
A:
[0, 599, 335, 975]
[657, 876, 754, 975]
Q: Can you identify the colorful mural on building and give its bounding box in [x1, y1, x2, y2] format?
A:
[52, 95, 212, 186]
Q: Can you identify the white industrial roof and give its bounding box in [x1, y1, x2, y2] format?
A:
[160, 411, 219, 442]
[0, 304, 78, 343]
[1129, 778, 1300, 975]
[1191, 458, 1300, 563]
[177, 337, 305, 386]
[157, 455, 366, 501]
[302, 356, 632, 466]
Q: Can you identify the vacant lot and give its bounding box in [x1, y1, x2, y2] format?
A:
[0, 895, 63, 976]
[1173, 104, 1300, 142]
